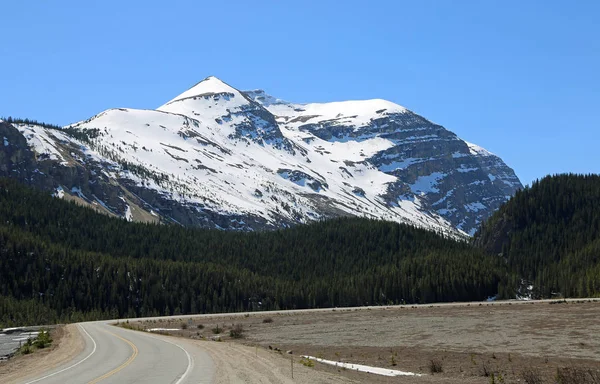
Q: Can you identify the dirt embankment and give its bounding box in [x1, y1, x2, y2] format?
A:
[0, 324, 84, 384]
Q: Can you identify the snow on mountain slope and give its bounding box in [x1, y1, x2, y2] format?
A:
[2, 77, 522, 236]
[245, 88, 523, 235]
[160, 76, 241, 105]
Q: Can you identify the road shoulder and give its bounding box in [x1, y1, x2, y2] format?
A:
[198, 340, 358, 384]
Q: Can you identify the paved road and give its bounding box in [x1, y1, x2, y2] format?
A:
[19, 322, 214, 384]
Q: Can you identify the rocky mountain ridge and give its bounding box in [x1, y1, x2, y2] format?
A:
[0, 76, 522, 236]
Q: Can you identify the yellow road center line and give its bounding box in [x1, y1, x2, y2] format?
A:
[87, 331, 139, 384]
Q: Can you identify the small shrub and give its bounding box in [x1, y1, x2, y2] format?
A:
[33, 330, 52, 349]
[480, 362, 492, 377]
[181, 323, 188, 330]
[521, 368, 544, 384]
[556, 367, 600, 384]
[262, 317, 273, 324]
[212, 324, 222, 334]
[197, 324, 204, 329]
[429, 359, 443, 373]
[229, 324, 244, 339]
[300, 357, 314, 367]
[471, 353, 477, 365]
[20, 345, 32, 355]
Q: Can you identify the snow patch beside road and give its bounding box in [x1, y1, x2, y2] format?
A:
[302, 355, 423, 377]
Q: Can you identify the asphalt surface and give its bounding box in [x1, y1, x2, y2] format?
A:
[19, 322, 214, 384]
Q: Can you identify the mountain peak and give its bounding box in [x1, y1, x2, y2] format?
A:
[41, 77, 521, 237]
[160, 76, 239, 107]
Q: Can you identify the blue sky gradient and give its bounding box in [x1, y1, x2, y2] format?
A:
[1, 0, 598, 185]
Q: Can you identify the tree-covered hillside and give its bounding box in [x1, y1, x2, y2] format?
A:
[475, 173, 600, 298]
[0, 178, 503, 327]
[3, 173, 599, 327]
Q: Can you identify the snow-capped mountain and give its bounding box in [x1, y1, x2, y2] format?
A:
[0, 77, 522, 236]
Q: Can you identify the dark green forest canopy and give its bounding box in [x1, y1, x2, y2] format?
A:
[2, 173, 599, 327]
[0, 177, 503, 327]
[475, 173, 600, 299]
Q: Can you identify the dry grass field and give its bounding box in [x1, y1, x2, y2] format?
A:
[129, 300, 600, 383]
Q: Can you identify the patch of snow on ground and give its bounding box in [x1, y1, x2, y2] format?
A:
[378, 158, 419, 172]
[410, 172, 446, 194]
[146, 328, 180, 332]
[516, 281, 535, 301]
[15, 125, 65, 161]
[303, 356, 423, 377]
[70, 186, 85, 199]
[53, 186, 65, 199]
[267, 98, 408, 130]
[3, 137, 8, 146]
[465, 202, 486, 212]
[465, 141, 494, 157]
[120, 196, 134, 221]
[457, 166, 478, 173]
[125, 204, 133, 221]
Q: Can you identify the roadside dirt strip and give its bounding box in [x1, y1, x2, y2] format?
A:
[199, 340, 358, 383]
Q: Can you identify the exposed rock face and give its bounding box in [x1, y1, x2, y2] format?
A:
[0, 121, 130, 218]
[0, 77, 522, 236]
[246, 89, 522, 235]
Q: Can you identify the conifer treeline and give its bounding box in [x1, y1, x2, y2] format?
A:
[476, 173, 600, 298]
[0, 116, 62, 130]
[2, 174, 599, 327]
[0, 178, 503, 327]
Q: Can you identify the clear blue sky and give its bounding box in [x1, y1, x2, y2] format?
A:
[1, 1, 598, 186]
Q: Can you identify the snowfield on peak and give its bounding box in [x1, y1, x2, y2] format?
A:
[465, 140, 495, 157]
[159, 76, 244, 108]
[4, 76, 522, 236]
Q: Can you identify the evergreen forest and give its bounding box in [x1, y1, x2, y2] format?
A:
[1, 174, 599, 327]
[475, 173, 600, 298]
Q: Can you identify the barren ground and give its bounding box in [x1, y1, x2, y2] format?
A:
[133, 300, 600, 383]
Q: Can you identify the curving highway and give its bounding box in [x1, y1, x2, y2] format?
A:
[20, 321, 214, 384]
